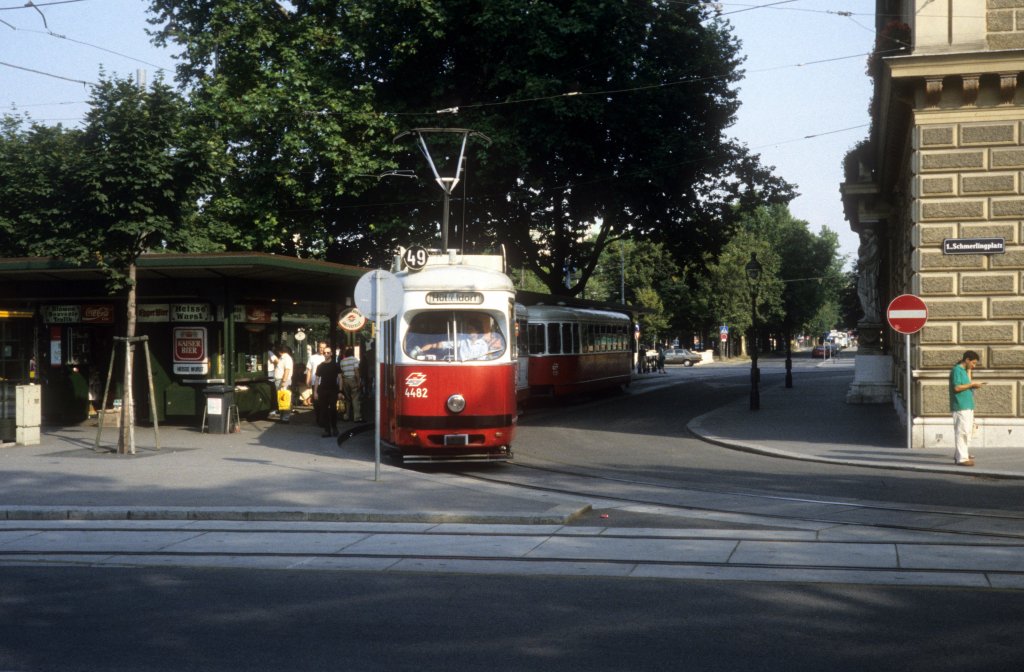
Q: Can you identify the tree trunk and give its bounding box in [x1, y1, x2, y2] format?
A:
[117, 262, 137, 455]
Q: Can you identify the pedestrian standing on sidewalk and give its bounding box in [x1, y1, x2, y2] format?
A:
[305, 341, 327, 422]
[339, 346, 363, 422]
[314, 347, 342, 437]
[274, 345, 294, 424]
[950, 350, 985, 467]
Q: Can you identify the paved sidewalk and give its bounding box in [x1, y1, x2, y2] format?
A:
[0, 408, 589, 524]
[688, 360, 1024, 479]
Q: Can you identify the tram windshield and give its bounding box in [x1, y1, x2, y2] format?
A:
[405, 311, 506, 362]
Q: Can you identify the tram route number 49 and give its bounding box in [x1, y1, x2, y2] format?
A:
[403, 245, 429, 271]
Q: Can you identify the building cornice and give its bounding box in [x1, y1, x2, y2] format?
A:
[885, 50, 1024, 80]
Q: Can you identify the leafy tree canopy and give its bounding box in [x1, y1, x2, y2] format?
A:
[1, 74, 222, 291]
[698, 205, 846, 341]
[0, 117, 85, 258]
[79, 74, 225, 288]
[146, 0, 795, 281]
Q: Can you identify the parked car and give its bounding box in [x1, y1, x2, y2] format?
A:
[811, 344, 840, 358]
[663, 348, 702, 366]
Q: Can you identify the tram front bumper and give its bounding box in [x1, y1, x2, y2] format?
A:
[396, 423, 515, 462]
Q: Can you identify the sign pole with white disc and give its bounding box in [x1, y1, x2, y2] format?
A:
[354, 269, 403, 480]
[887, 294, 929, 450]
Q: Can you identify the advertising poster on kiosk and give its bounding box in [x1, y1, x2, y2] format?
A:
[173, 326, 209, 376]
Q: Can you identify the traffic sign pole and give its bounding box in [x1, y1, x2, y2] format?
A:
[887, 295, 929, 450]
[355, 269, 402, 481]
[374, 271, 382, 480]
[905, 334, 911, 451]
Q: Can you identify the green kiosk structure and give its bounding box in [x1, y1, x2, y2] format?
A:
[0, 253, 367, 427]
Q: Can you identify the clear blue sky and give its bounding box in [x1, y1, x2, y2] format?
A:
[1, 0, 874, 266]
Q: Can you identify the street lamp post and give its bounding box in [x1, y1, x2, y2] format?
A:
[785, 328, 793, 388]
[745, 253, 763, 411]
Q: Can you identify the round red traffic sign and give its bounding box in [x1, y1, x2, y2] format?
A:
[887, 294, 928, 334]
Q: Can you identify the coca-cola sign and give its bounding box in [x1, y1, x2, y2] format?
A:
[231, 305, 274, 323]
[81, 304, 114, 324]
[246, 306, 273, 323]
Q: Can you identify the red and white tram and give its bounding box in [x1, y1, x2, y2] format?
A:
[379, 252, 517, 463]
[525, 305, 633, 397]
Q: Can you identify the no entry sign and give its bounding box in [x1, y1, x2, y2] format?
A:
[887, 294, 928, 335]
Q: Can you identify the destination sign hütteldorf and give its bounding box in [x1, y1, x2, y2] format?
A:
[942, 238, 1005, 255]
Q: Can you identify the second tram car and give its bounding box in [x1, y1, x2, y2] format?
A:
[525, 305, 633, 397]
[379, 252, 518, 463]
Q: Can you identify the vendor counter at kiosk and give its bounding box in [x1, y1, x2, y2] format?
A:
[0, 253, 368, 427]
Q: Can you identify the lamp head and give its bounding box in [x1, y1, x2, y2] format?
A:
[745, 252, 763, 287]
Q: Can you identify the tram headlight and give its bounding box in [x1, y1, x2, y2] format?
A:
[447, 394, 467, 414]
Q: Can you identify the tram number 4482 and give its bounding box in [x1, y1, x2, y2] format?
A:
[404, 387, 429, 398]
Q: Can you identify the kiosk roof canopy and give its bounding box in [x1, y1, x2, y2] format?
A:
[0, 252, 368, 284]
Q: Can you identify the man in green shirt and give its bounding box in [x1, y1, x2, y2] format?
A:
[949, 350, 984, 466]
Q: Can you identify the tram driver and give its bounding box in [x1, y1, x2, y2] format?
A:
[410, 314, 505, 361]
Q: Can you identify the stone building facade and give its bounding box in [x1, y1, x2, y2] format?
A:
[843, 0, 1024, 447]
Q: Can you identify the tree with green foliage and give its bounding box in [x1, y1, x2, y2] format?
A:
[0, 117, 86, 258]
[738, 205, 847, 342]
[696, 205, 846, 355]
[147, 0, 403, 265]
[78, 75, 224, 289]
[702, 231, 783, 344]
[80, 74, 222, 452]
[146, 0, 794, 280]
[2, 75, 221, 452]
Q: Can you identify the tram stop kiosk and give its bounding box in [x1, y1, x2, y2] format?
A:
[886, 294, 928, 449]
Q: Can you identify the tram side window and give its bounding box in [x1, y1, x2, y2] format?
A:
[516, 319, 528, 357]
[528, 324, 545, 355]
[560, 324, 574, 354]
[406, 311, 507, 361]
[546, 323, 561, 355]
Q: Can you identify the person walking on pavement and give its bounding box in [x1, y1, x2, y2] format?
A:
[305, 341, 327, 423]
[656, 343, 666, 374]
[314, 347, 342, 437]
[339, 346, 362, 422]
[274, 345, 294, 424]
[950, 350, 985, 466]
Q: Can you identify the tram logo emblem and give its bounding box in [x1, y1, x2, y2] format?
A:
[405, 372, 428, 387]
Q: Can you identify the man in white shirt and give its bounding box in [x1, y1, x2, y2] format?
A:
[274, 345, 294, 423]
[305, 341, 327, 423]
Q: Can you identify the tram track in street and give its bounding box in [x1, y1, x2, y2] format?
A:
[457, 461, 1024, 543]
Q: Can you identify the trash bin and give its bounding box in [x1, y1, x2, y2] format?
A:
[203, 384, 235, 434]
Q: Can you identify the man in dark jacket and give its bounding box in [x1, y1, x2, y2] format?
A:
[314, 347, 342, 437]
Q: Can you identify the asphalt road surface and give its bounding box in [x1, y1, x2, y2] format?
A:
[2, 566, 1022, 672]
